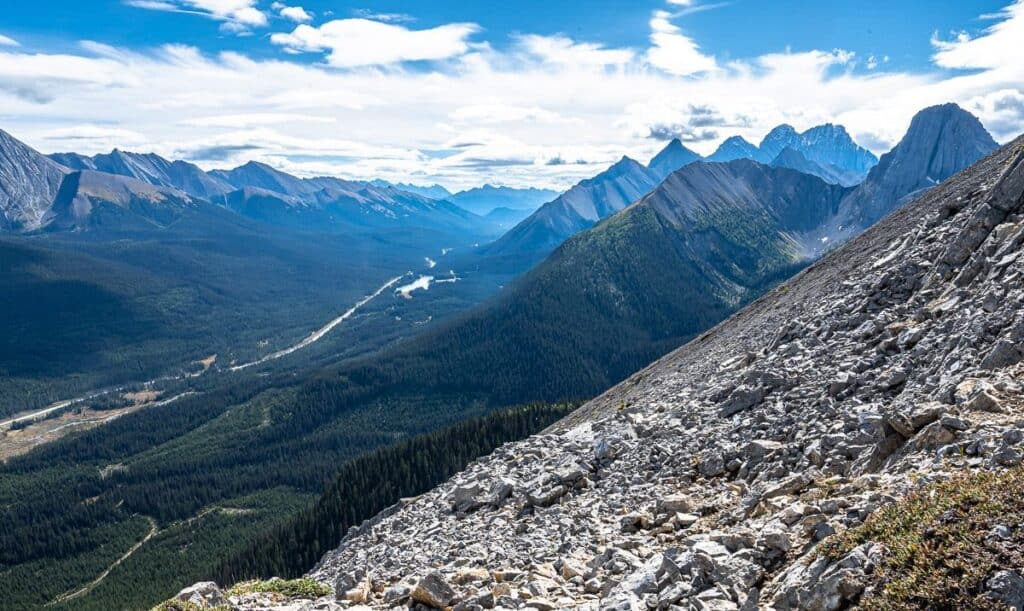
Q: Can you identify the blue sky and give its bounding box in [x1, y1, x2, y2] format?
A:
[0, 0, 1021, 189]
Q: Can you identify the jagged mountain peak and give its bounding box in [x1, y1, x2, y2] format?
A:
[484, 155, 660, 262]
[758, 124, 801, 158]
[648, 138, 702, 180]
[708, 135, 762, 163]
[837, 103, 998, 231]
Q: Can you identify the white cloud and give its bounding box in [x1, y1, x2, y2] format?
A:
[515, 34, 634, 67]
[278, 5, 312, 23]
[40, 125, 149, 151]
[1, 3, 1023, 190]
[270, 18, 480, 68]
[0, 34, 20, 47]
[932, 0, 1024, 69]
[647, 10, 717, 76]
[180, 112, 337, 128]
[124, 0, 267, 31]
[449, 104, 581, 126]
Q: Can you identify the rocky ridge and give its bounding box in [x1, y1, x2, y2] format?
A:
[177, 137, 1024, 610]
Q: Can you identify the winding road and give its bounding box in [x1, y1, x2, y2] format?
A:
[2, 274, 409, 431]
[50, 516, 159, 605]
[229, 274, 406, 372]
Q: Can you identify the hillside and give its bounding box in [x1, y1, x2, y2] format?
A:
[307, 105, 991, 416]
[482, 157, 660, 265]
[193, 126, 1024, 611]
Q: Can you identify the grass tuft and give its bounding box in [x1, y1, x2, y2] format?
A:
[227, 577, 331, 599]
[152, 601, 230, 611]
[819, 466, 1024, 610]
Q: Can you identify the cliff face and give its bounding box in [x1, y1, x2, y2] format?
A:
[174, 137, 1024, 610]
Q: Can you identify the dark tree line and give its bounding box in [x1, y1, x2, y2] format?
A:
[217, 402, 574, 583]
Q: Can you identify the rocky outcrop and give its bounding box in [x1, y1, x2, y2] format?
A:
[190, 136, 1024, 610]
[0, 128, 68, 230]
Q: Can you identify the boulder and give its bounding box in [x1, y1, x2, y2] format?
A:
[411, 572, 458, 608]
[449, 483, 484, 513]
[656, 494, 695, 515]
[981, 339, 1023, 370]
[987, 570, 1024, 610]
[720, 386, 766, 417]
[174, 582, 226, 608]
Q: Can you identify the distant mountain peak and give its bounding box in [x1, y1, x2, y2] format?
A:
[708, 136, 762, 163]
[827, 102, 997, 241]
[649, 138, 702, 180]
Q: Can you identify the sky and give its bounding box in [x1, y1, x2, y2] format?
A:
[1, 0, 1022, 190]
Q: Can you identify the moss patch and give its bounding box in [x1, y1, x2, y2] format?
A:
[820, 467, 1024, 610]
[227, 577, 331, 599]
[152, 601, 229, 611]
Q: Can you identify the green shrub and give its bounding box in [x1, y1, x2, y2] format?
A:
[227, 577, 331, 599]
[819, 466, 1024, 610]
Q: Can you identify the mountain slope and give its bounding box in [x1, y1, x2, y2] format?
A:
[771, 146, 862, 187]
[448, 185, 559, 216]
[0, 129, 68, 230]
[45, 170, 204, 232]
[648, 138, 702, 180]
[357, 161, 848, 405]
[483, 156, 660, 263]
[211, 161, 313, 197]
[820, 103, 998, 247]
[243, 131, 1024, 611]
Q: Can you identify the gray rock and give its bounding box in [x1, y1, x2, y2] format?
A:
[987, 570, 1024, 610]
[720, 386, 766, 417]
[981, 339, 1023, 370]
[450, 483, 485, 513]
[411, 572, 458, 608]
[174, 582, 226, 608]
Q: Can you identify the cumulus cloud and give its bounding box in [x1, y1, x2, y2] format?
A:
[515, 34, 634, 67]
[932, 0, 1024, 70]
[276, 5, 312, 23]
[647, 123, 719, 142]
[647, 10, 716, 76]
[0, 34, 19, 47]
[124, 0, 267, 32]
[270, 18, 480, 68]
[968, 88, 1024, 140]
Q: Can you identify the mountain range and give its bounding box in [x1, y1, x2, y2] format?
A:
[708, 123, 878, 185]
[0, 143, 505, 236]
[446, 184, 559, 216]
[483, 119, 881, 265]
[368, 180, 452, 200]
[355, 104, 997, 404]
